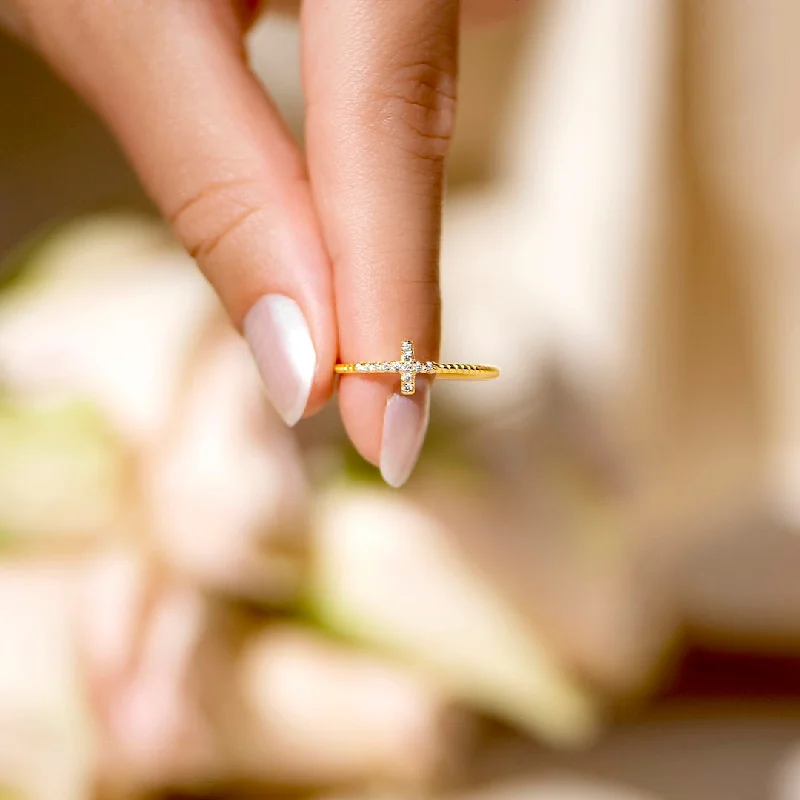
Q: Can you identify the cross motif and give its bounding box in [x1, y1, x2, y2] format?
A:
[353, 340, 436, 395]
[397, 340, 437, 395]
[399, 340, 416, 395]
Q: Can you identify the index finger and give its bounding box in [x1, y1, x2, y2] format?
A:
[302, 0, 459, 487]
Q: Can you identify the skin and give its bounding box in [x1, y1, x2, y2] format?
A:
[0, 0, 525, 466]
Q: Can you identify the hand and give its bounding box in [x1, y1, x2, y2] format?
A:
[0, 0, 518, 486]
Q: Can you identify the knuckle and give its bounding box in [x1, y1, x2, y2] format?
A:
[376, 57, 458, 163]
[168, 178, 274, 266]
[386, 271, 442, 312]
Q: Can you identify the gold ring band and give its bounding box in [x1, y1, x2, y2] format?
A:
[335, 340, 499, 396]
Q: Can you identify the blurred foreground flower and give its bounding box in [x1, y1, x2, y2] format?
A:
[0, 561, 93, 800]
[79, 549, 455, 795]
[0, 213, 600, 799]
[311, 486, 597, 746]
[0, 214, 309, 602]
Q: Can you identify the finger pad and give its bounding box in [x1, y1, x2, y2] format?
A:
[337, 378, 392, 466]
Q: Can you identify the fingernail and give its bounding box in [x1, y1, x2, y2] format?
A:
[244, 295, 316, 426]
[380, 380, 431, 488]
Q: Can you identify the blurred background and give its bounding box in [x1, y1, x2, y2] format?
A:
[3, 1, 800, 798]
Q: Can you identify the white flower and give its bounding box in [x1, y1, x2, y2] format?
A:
[310, 486, 597, 746]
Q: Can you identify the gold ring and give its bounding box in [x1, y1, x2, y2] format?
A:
[335, 340, 500, 396]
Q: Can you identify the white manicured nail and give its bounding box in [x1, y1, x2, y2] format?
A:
[244, 295, 316, 426]
[380, 380, 431, 488]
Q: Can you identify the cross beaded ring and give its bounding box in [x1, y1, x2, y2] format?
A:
[334, 340, 500, 396]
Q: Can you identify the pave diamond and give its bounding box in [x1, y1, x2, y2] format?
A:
[400, 343, 417, 393]
[351, 342, 435, 395]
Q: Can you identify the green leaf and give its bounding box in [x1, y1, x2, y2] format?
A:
[0, 398, 125, 551]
